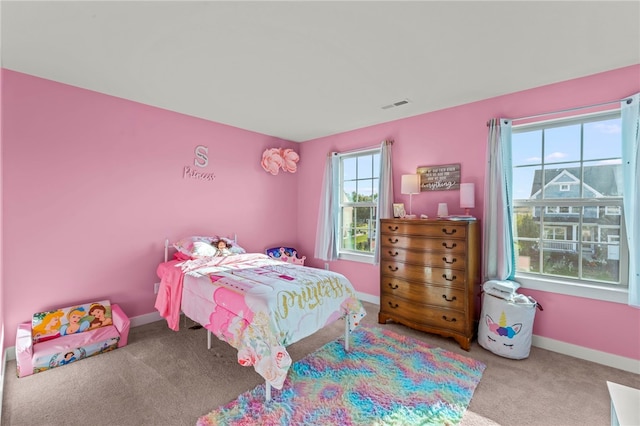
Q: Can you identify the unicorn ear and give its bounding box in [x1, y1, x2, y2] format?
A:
[485, 315, 495, 326]
[511, 323, 523, 335]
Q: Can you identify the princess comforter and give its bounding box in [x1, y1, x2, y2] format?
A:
[155, 253, 366, 389]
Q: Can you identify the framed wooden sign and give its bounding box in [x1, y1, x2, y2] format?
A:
[417, 163, 461, 191]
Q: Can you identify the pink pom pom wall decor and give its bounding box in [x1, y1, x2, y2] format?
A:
[261, 148, 299, 175]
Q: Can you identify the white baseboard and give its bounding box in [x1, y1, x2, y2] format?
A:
[356, 291, 379, 305]
[532, 335, 640, 374]
[359, 293, 639, 374]
[129, 310, 162, 328]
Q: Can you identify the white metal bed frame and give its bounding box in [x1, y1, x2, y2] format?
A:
[162, 238, 352, 401]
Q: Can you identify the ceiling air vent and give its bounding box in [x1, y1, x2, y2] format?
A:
[381, 99, 410, 110]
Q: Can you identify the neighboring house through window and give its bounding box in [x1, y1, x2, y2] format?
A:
[512, 111, 628, 293]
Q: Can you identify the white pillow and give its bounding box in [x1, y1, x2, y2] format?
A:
[173, 235, 215, 257]
[192, 241, 218, 258]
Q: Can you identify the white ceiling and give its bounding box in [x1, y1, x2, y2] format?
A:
[2, 1, 639, 142]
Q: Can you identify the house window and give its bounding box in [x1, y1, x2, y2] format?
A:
[337, 149, 380, 260]
[512, 111, 628, 291]
[605, 205, 621, 216]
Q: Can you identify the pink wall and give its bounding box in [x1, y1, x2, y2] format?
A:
[0, 66, 5, 373]
[297, 64, 640, 361]
[1, 69, 299, 347]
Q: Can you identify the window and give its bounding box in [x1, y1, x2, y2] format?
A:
[605, 205, 621, 216]
[338, 149, 380, 260]
[511, 111, 628, 290]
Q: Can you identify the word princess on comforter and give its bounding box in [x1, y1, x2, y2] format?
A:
[275, 276, 352, 320]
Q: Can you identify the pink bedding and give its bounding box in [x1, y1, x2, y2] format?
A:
[154, 260, 185, 331]
[155, 253, 366, 389]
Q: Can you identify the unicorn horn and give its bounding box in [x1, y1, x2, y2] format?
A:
[499, 311, 507, 327]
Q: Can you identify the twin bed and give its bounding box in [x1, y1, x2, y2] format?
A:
[154, 236, 366, 400]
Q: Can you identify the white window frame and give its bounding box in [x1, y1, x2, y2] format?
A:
[512, 111, 629, 304]
[336, 148, 380, 264]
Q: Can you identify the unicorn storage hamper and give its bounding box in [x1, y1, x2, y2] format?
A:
[478, 281, 542, 359]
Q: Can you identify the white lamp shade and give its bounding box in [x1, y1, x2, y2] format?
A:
[460, 183, 475, 208]
[401, 174, 420, 194]
[437, 203, 449, 217]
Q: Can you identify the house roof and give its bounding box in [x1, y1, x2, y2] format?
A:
[530, 164, 622, 198]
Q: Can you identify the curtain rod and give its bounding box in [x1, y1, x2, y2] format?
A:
[330, 139, 393, 156]
[487, 96, 633, 126]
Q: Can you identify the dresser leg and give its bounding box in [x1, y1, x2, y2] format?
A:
[454, 335, 471, 351]
[378, 313, 390, 324]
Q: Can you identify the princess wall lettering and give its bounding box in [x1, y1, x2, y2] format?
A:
[183, 145, 216, 181]
[194, 145, 209, 167]
[183, 166, 216, 181]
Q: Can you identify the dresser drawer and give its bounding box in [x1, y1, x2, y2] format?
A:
[379, 234, 466, 254]
[380, 295, 466, 333]
[380, 222, 467, 239]
[380, 277, 466, 310]
[380, 246, 466, 269]
[380, 260, 466, 288]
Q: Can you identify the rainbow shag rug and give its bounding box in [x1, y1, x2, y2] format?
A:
[198, 325, 486, 426]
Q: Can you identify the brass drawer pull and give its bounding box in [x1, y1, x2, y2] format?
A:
[388, 251, 399, 257]
[442, 228, 457, 235]
[442, 295, 457, 302]
[442, 315, 457, 322]
[388, 283, 399, 289]
[442, 257, 457, 264]
[387, 238, 399, 244]
[442, 274, 457, 282]
[388, 265, 399, 272]
[388, 301, 399, 309]
[387, 225, 399, 231]
[442, 242, 457, 249]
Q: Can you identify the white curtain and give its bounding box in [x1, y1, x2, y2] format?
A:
[621, 93, 640, 307]
[314, 153, 339, 261]
[374, 140, 394, 264]
[483, 118, 515, 281]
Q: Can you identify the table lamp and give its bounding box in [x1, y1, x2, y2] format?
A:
[460, 183, 475, 216]
[401, 174, 420, 219]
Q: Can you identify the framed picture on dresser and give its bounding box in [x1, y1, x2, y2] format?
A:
[393, 203, 405, 218]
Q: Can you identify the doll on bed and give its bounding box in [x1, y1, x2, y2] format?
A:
[212, 239, 233, 257]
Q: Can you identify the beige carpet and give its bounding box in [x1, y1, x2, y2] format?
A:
[2, 302, 638, 425]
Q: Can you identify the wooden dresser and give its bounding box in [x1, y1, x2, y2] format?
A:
[378, 218, 480, 350]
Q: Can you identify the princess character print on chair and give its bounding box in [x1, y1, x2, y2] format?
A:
[89, 303, 113, 329]
[59, 307, 90, 335]
[31, 311, 64, 343]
